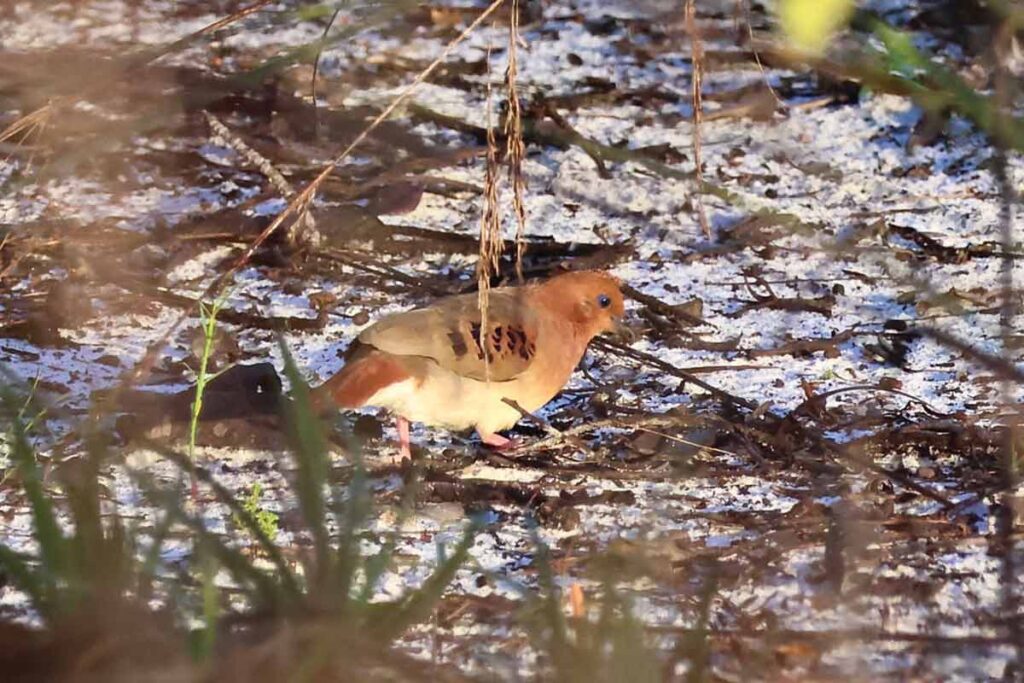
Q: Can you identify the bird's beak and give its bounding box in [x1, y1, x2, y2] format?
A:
[605, 316, 637, 343]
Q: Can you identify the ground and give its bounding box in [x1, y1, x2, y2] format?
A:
[1, 0, 1022, 680]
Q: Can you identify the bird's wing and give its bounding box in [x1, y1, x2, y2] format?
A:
[357, 287, 540, 382]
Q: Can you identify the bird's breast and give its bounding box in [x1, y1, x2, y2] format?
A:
[362, 322, 589, 433]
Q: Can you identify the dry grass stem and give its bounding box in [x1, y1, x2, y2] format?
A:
[504, 0, 528, 282]
[686, 0, 711, 238]
[233, 0, 508, 283]
[0, 101, 54, 146]
[172, 0, 277, 50]
[204, 112, 293, 198]
[741, 0, 786, 109]
[205, 112, 317, 248]
[478, 40, 503, 384]
[0, 100, 55, 170]
[204, 111, 316, 247]
[311, 6, 345, 140]
[1, 0, 275, 147]
[103, 0, 508, 403]
[992, 17, 1022, 668]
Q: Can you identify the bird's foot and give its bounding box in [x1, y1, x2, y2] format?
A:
[396, 415, 413, 461]
[478, 431, 519, 451]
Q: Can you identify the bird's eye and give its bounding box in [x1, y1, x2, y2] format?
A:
[597, 294, 612, 309]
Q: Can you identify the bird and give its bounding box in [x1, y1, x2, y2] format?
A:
[310, 270, 625, 459]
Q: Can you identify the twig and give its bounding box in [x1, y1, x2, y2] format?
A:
[685, 0, 711, 238]
[789, 384, 954, 420]
[311, 4, 346, 140]
[646, 624, 1014, 647]
[501, 398, 594, 457]
[621, 283, 707, 328]
[591, 336, 758, 411]
[532, 413, 710, 442]
[203, 112, 293, 198]
[740, 1, 786, 110]
[917, 327, 1024, 385]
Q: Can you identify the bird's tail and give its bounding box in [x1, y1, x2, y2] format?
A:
[309, 350, 409, 414]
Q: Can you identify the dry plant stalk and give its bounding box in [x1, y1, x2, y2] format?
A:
[230, 0, 508, 286]
[739, 0, 785, 109]
[0, 100, 55, 171]
[686, 0, 711, 238]
[992, 18, 1022, 668]
[0, 101, 54, 146]
[108, 0, 509, 400]
[204, 112, 292, 197]
[311, 5, 345, 141]
[174, 0, 276, 47]
[0, 0, 274, 158]
[504, 0, 527, 282]
[478, 43, 503, 383]
[479, 1, 529, 379]
[203, 112, 317, 248]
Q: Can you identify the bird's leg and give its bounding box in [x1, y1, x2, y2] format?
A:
[479, 431, 519, 451]
[396, 415, 412, 460]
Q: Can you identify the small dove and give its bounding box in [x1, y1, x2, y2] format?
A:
[311, 270, 625, 458]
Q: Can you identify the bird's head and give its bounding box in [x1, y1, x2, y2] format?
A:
[537, 270, 625, 339]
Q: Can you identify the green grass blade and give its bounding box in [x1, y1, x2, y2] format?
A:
[182, 513, 283, 611]
[354, 460, 423, 605]
[137, 511, 174, 602]
[607, 597, 659, 683]
[140, 439, 302, 599]
[196, 545, 220, 661]
[335, 450, 372, 609]
[188, 296, 228, 462]
[133, 471, 285, 611]
[682, 570, 717, 683]
[372, 520, 479, 642]
[3, 393, 66, 616]
[278, 340, 331, 584]
[0, 546, 48, 616]
[529, 526, 574, 678]
[64, 436, 109, 603]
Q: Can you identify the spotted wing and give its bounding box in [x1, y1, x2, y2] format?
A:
[357, 288, 539, 382]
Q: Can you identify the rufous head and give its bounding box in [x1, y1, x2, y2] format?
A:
[536, 270, 625, 338]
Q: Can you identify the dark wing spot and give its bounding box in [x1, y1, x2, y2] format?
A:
[448, 329, 468, 358]
[506, 327, 524, 350]
[469, 323, 486, 359]
[519, 337, 537, 361]
[469, 323, 534, 366]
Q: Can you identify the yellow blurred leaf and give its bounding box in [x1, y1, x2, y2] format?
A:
[778, 0, 855, 54]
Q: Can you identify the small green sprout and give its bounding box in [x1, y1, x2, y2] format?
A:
[234, 482, 279, 544]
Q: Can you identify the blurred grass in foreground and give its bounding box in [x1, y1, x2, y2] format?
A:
[0, 346, 699, 681]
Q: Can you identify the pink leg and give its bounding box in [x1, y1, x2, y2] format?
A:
[479, 431, 519, 451]
[396, 416, 412, 460]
